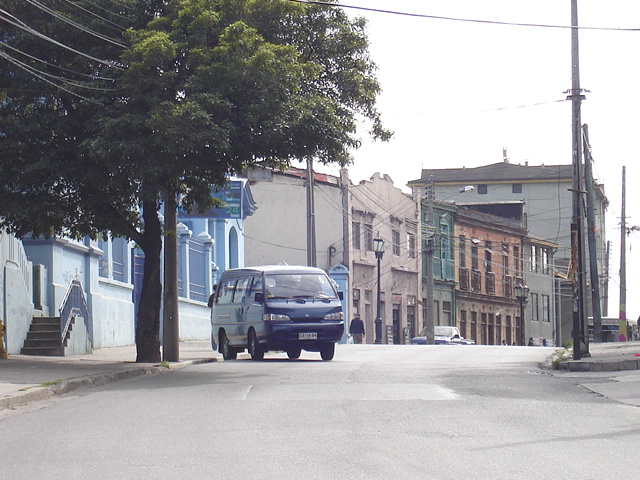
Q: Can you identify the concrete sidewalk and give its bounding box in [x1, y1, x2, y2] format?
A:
[554, 341, 640, 372]
[1, 340, 639, 411]
[0, 341, 220, 411]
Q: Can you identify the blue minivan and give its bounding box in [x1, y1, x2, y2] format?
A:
[209, 265, 345, 361]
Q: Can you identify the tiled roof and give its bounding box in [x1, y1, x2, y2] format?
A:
[408, 162, 573, 184]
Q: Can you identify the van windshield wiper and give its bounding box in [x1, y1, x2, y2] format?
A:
[292, 294, 334, 303]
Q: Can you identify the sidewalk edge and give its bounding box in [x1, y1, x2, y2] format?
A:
[0, 358, 216, 411]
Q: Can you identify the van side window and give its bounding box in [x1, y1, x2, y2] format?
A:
[217, 278, 236, 305]
[249, 276, 263, 296]
[233, 277, 250, 303]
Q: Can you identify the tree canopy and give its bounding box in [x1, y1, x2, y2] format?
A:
[0, 0, 390, 361]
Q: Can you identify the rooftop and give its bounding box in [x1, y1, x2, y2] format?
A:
[408, 162, 573, 185]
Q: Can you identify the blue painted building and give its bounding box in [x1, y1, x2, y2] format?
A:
[2, 179, 256, 355]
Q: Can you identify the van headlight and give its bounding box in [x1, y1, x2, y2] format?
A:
[263, 314, 290, 321]
[323, 312, 344, 321]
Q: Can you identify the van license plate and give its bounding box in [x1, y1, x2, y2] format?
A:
[299, 332, 317, 340]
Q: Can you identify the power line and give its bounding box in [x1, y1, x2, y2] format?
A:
[0, 9, 122, 69]
[0, 49, 98, 101]
[1, 40, 117, 82]
[288, 0, 640, 32]
[23, 0, 127, 47]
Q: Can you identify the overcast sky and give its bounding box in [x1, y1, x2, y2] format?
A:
[318, 0, 640, 322]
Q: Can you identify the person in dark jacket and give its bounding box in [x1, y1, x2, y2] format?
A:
[349, 316, 365, 344]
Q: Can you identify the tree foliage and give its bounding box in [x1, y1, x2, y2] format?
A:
[0, 0, 390, 361]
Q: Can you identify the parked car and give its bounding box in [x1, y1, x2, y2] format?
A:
[411, 326, 475, 345]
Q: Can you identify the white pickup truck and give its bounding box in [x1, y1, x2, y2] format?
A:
[411, 326, 476, 345]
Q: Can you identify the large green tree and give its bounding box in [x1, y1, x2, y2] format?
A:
[0, 0, 390, 362]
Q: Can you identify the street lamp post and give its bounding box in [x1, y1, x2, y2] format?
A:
[373, 233, 385, 344]
[514, 283, 530, 346]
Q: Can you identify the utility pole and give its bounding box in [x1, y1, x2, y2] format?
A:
[603, 240, 610, 317]
[570, 0, 588, 360]
[306, 158, 317, 267]
[340, 169, 351, 268]
[423, 178, 436, 345]
[163, 191, 179, 362]
[582, 125, 603, 342]
[619, 167, 627, 341]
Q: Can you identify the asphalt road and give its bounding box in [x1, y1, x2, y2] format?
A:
[2, 345, 639, 480]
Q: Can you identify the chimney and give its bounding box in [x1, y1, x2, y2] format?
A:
[503, 148, 509, 163]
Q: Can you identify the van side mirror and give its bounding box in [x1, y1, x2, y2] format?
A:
[338, 291, 344, 300]
[254, 292, 264, 303]
[207, 293, 215, 308]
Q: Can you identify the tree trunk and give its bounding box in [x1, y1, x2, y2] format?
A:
[135, 200, 163, 363]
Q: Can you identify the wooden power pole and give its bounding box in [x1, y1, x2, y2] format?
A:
[570, 0, 588, 359]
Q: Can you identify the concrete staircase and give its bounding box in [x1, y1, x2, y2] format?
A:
[21, 317, 67, 356]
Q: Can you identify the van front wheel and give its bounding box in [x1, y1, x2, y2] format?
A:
[320, 342, 335, 361]
[248, 330, 264, 361]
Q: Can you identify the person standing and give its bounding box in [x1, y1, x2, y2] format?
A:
[349, 315, 365, 344]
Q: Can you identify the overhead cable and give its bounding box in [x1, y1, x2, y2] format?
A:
[288, 0, 640, 32]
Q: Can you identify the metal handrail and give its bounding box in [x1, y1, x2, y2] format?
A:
[59, 280, 90, 345]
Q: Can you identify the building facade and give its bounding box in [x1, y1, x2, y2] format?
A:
[242, 166, 345, 271]
[454, 206, 528, 345]
[409, 159, 607, 346]
[4, 180, 256, 355]
[349, 173, 422, 344]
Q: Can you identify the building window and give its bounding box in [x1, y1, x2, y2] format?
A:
[364, 224, 373, 251]
[477, 184, 488, 194]
[442, 301, 452, 325]
[352, 222, 361, 250]
[512, 183, 522, 194]
[392, 229, 400, 256]
[542, 248, 550, 275]
[408, 232, 416, 259]
[459, 236, 466, 268]
[422, 298, 427, 329]
[440, 222, 451, 261]
[531, 293, 540, 321]
[471, 245, 479, 270]
[352, 288, 360, 316]
[485, 241, 492, 273]
[514, 246, 521, 277]
[542, 295, 550, 322]
[407, 305, 416, 337]
[470, 311, 478, 343]
[98, 235, 129, 283]
[528, 245, 534, 272]
[502, 244, 509, 274]
[459, 310, 467, 339]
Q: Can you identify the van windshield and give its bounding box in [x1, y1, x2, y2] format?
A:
[265, 273, 337, 300]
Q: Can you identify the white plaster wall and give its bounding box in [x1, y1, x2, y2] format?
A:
[4, 263, 34, 354]
[244, 172, 344, 269]
[178, 298, 210, 340]
[91, 280, 136, 348]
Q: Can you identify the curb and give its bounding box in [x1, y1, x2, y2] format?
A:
[0, 357, 216, 411]
[557, 358, 640, 372]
